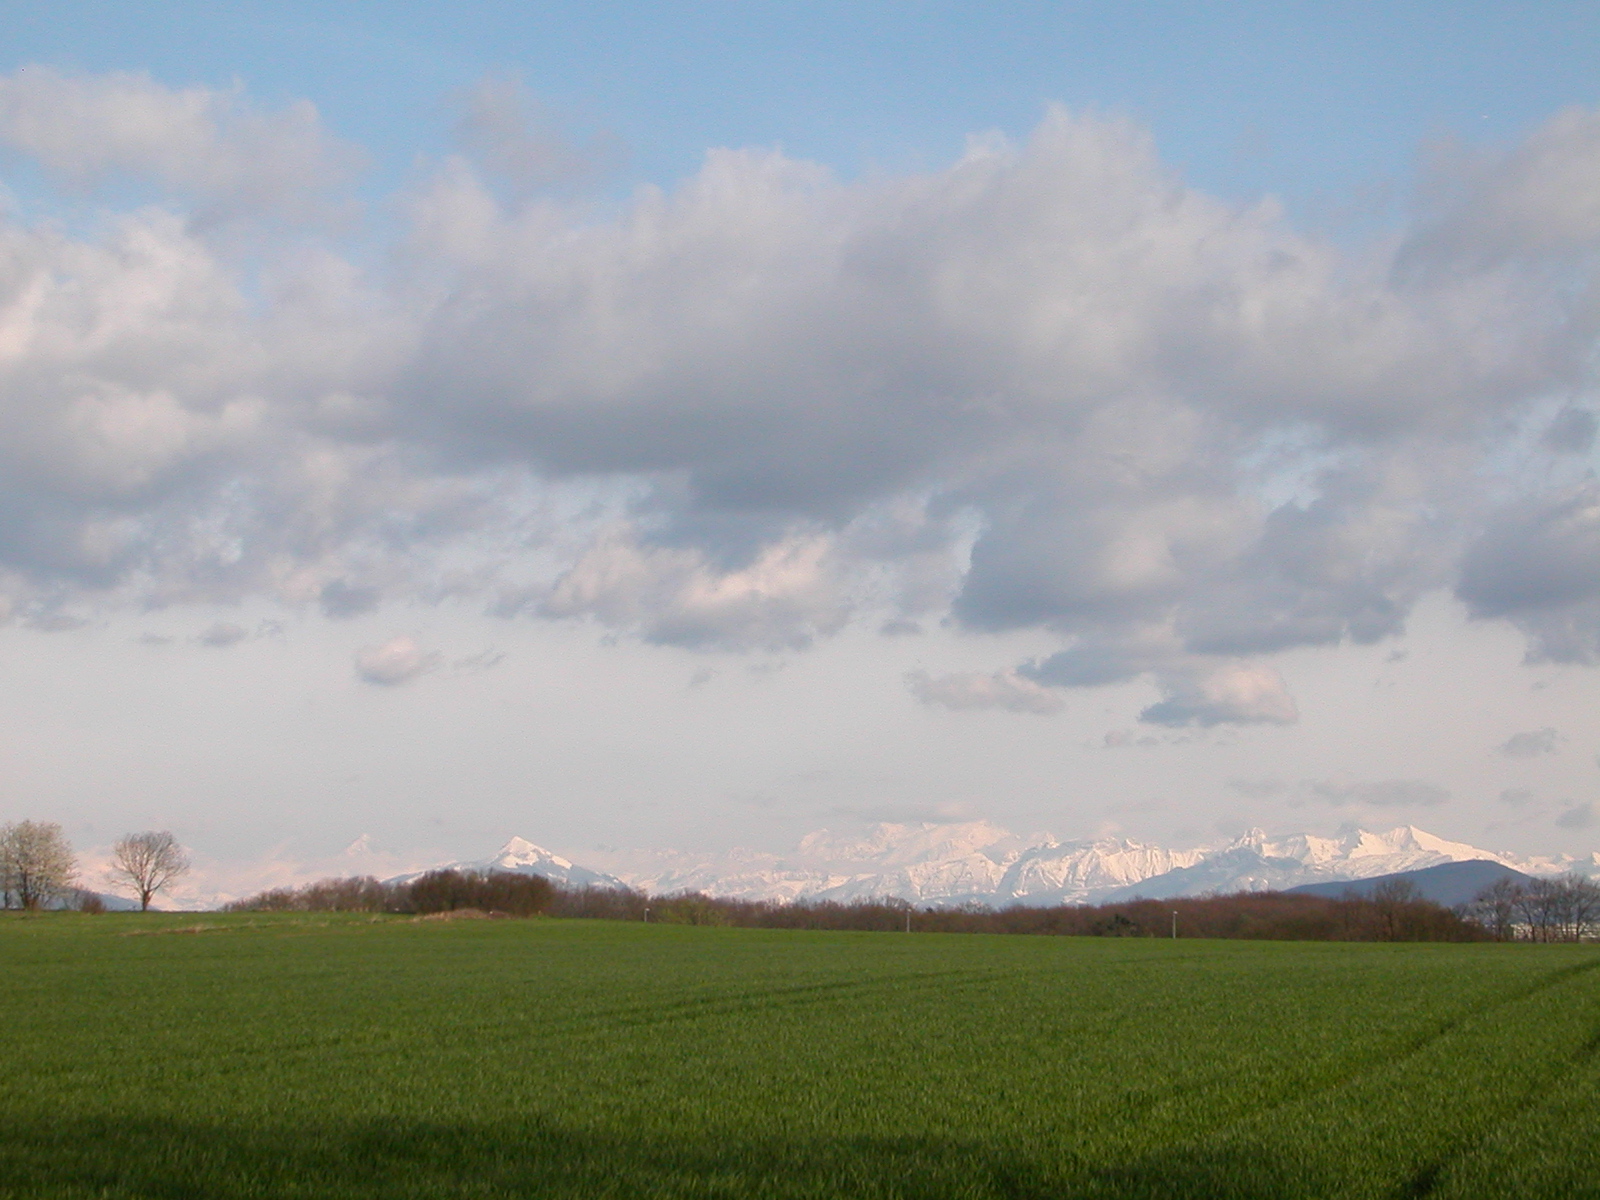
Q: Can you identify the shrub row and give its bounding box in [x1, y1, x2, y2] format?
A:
[225, 872, 1491, 941]
[223, 869, 553, 917]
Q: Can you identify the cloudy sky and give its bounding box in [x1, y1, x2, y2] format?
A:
[0, 1, 1597, 890]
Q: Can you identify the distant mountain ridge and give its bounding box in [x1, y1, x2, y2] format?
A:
[1286, 860, 1539, 908]
[417, 823, 1596, 909]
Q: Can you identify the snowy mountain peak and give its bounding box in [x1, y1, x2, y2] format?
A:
[386, 836, 625, 891]
[493, 837, 574, 871]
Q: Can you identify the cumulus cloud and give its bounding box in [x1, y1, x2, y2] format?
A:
[0, 66, 358, 220]
[538, 526, 852, 651]
[905, 668, 1064, 715]
[1140, 663, 1299, 728]
[353, 636, 439, 686]
[1498, 727, 1565, 759]
[0, 72, 1592, 713]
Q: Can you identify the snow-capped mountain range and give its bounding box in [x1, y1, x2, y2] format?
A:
[432, 822, 1600, 908]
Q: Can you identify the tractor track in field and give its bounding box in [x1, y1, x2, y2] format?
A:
[1393, 988, 1600, 1198]
[420, 965, 1016, 1045]
[1071, 954, 1600, 1185]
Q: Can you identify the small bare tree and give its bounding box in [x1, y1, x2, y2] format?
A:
[1564, 874, 1600, 941]
[0, 821, 76, 910]
[108, 831, 190, 911]
[1471, 877, 1522, 941]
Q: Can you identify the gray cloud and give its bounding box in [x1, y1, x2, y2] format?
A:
[1499, 727, 1565, 759]
[451, 74, 620, 195]
[1304, 779, 1450, 808]
[1230, 776, 1447, 807]
[1458, 485, 1600, 663]
[1556, 801, 1596, 830]
[319, 580, 382, 620]
[1543, 407, 1598, 455]
[196, 622, 248, 647]
[0, 73, 1592, 706]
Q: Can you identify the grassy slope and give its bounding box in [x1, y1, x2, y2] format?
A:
[0, 913, 1596, 1198]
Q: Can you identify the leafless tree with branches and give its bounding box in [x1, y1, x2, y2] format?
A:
[108, 831, 190, 911]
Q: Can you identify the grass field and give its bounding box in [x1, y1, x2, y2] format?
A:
[1, 913, 1597, 1198]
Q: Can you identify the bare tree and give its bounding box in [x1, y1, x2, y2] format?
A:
[1471, 877, 1522, 941]
[0, 821, 76, 910]
[1515, 877, 1570, 942]
[1371, 877, 1422, 941]
[107, 831, 190, 911]
[1564, 874, 1600, 941]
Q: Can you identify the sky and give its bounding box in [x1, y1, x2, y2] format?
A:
[0, 2, 1597, 896]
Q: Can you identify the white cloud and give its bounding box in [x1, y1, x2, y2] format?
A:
[0, 66, 359, 220]
[353, 636, 439, 686]
[905, 668, 1064, 715]
[540, 526, 852, 651]
[0, 74, 1591, 712]
[1141, 663, 1299, 728]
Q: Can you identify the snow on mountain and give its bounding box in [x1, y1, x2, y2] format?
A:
[393, 822, 1591, 909]
[612, 821, 1581, 907]
[389, 836, 627, 891]
[1093, 825, 1520, 903]
[625, 821, 1039, 904]
[996, 838, 1208, 905]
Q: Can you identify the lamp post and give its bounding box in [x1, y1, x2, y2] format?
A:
[1172, 910, 1178, 939]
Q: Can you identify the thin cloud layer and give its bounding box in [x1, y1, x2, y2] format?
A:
[0, 72, 1595, 725]
[906, 668, 1064, 715]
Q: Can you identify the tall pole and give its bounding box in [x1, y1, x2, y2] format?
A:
[1172, 910, 1178, 939]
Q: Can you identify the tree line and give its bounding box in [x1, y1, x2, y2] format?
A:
[0, 822, 190, 911]
[224, 867, 1543, 942]
[1465, 874, 1600, 942]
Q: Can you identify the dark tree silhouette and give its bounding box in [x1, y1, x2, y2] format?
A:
[108, 831, 190, 911]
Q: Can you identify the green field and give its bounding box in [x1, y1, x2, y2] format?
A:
[1, 914, 1597, 1198]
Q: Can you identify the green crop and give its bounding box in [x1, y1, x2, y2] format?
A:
[1, 913, 1596, 1197]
